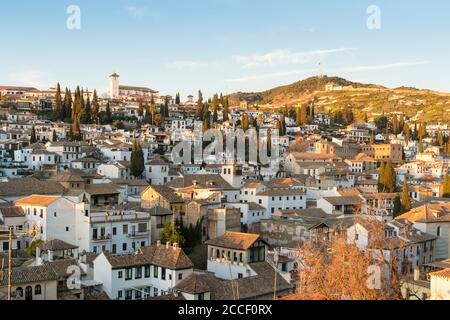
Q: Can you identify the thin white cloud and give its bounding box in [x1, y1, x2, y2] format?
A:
[330, 61, 430, 73]
[10, 69, 45, 87]
[235, 48, 355, 69]
[226, 68, 318, 83]
[126, 6, 147, 18]
[226, 61, 430, 83]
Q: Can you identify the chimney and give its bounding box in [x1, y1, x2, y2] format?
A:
[166, 241, 170, 249]
[414, 267, 420, 281]
[48, 250, 53, 262]
[35, 247, 42, 266]
[157, 240, 161, 247]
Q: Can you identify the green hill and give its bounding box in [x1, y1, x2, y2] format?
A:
[227, 76, 450, 123]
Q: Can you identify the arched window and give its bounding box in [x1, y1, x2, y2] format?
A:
[35, 285, 42, 295]
[437, 226, 441, 237]
[15, 287, 23, 298]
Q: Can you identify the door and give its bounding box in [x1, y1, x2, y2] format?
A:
[25, 286, 33, 301]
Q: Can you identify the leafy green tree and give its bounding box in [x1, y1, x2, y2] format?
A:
[160, 223, 185, 247]
[130, 140, 145, 178]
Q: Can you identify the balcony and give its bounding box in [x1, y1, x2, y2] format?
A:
[127, 231, 149, 239]
[92, 234, 111, 242]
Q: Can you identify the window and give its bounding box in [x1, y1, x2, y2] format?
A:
[66, 227, 69, 232]
[35, 285, 41, 295]
[122, 243, 127, 251]
[135, 267, 142, 279]
[118, 271, 123, 279]
[437, 226, 441, 237]
[54, 212, 57, 217]
[178, 273, 183, 280]
[16, 287, 23, 298]
[145, 265, 151, 278]
[198, 293, 205, 300]
[161, 268, 166, 280]
[135, 290, 142, 300]
[113, 227, 117, 235]
[238, 273, 243, 279]
[117, 291, 122, 299]
[3, 242, 8, 251]
[112, 244, 117, 254]
[153, 288, 158, 296]
[125, 268, 133, 280]
[154, 266, 158, 278]
[123, 224, 128, 235]
[125, 290, 133, 300]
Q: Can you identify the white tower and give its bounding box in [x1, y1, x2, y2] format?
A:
[109, 73, 120, 99]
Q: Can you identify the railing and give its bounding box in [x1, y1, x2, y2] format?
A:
[128, 231, 149, 238]
[92, 234, 111, 242]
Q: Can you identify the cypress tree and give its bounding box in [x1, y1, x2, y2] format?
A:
[175, 92, 180, 105]
[401, 179, 411, 212]
[223, 97, 229, 122]
[105, 102, 112, 125]
[54, 83, 62, 120]
[266, 128, 272, 157]
[196, 90, 203, 120]
[443, 172, 450, 198]
[405, 124, 410, 145]
[437, 128, 444, 146]
[393, 195, 402, 218]
[30, 124, 37, 144]
[384, 160, 397, 193]
[80, 96, 92, 124]
[91, 90, 99, 122]
[378, 161, 385, 192]
[130, 140, 145, 178]
[71, 119, 82, 141]
[52, 129, 57, 142]
[138, 101, 144, 117]
[418, 136, 424, 153]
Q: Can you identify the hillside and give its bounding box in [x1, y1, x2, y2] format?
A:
[227, 76, 450, 123]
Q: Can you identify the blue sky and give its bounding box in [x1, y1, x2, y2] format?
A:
[0, 0, 449, 98]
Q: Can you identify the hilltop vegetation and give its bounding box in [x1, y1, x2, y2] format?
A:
[227, 76, 450, 123]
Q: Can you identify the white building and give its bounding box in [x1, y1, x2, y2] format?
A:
[93, 242, 193, 300]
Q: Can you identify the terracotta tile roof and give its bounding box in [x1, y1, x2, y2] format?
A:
[0, 264, 58, 286]
[205, 232, 261, 250]
[0, 178, 65, 197]
[43, 258, 86, 279]
[430, 268, 450, 279]
[396, 202, 450, 223]
[173, 272, 211, 294]
[322, 196, 361, 206]
[174, 262, 292, 300]
[0, 204, 25, 217]
[101, 244, 193, 270]
[85, 184, 120, 195]
[16, 195, 61, 207]
[166, 174, 234, 190]
[39, 239, 78, 251]
[146, 185, 184, 203]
